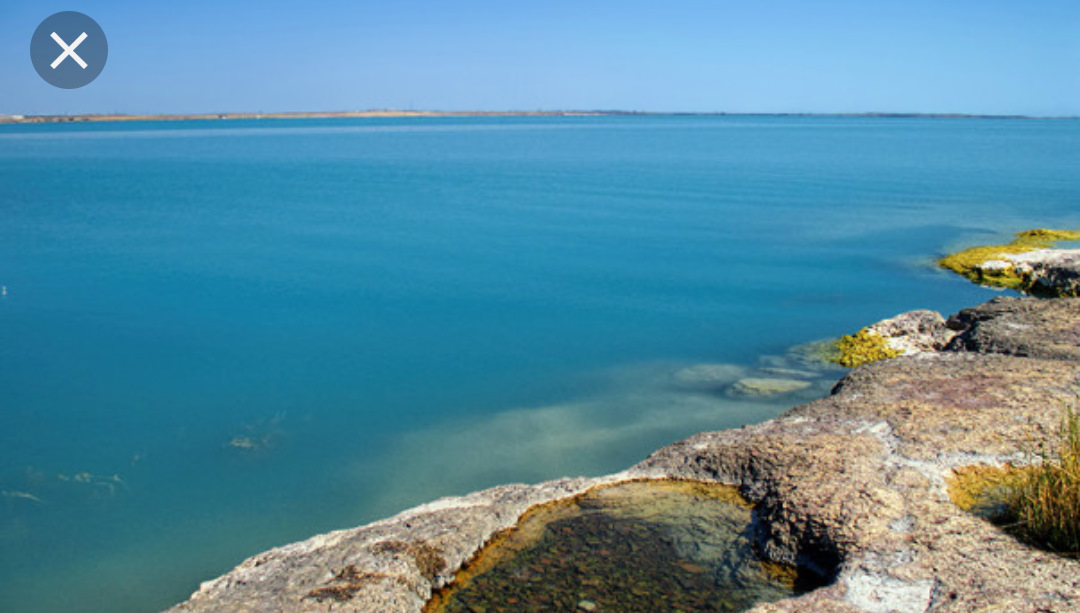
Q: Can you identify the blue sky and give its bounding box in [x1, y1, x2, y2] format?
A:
[1, 0, 1078, 115]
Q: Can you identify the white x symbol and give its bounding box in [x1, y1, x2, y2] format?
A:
[50, 32, 88, 69]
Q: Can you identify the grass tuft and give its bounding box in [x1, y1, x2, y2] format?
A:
[952, 404, 1080, 558]
[1004, 405, 1080, 557]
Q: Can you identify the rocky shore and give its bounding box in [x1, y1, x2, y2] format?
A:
[968, 248, 1080, 297]
[165, 289, 1080, 613]
[938, 229, 1080, 297]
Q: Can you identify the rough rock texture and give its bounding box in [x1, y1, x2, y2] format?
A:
[166, 297, 1080, 613]
[865, 309, 957, 355]
[970, 248, 1080, 296]
[1003, 249, 1080, 295]
[166, 476, 632, 613]
[640, 352, 1080, 613]
[946, 296, 1080, 362]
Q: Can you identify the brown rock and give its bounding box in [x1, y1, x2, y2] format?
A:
[946, 296, 1080, 361]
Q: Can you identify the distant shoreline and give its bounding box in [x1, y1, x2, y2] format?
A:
[1, 110, 1075, 125]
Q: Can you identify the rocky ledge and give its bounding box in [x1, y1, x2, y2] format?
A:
[937, 228, 1080, 297]
[165, 297, 1080, 613]
[966, 249, 1080, 297]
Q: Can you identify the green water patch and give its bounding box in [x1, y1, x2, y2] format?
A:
[426, 479, 825, 613]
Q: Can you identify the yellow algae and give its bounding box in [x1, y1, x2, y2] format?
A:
[938, 228, 1080, 291]
[831, 329, 902, 368]
[1014, 229, 1080, 243]
[946, 464, 1017, 516]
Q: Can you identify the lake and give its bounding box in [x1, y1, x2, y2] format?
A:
[1, 115, 1077, 613]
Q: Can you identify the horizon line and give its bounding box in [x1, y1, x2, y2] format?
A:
[2, 109, 1078, 124]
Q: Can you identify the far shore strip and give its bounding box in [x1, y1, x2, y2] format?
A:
[1, 111, 1072, 125]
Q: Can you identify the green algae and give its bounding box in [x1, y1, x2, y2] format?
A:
[938, 228, 1080, 293]
[830, 329, 902, 368]
[425, 479, 822, 613]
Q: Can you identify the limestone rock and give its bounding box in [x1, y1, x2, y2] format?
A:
[1013, 248, 1080, 295]
[163, 476, 627, 613]
[963, 248, 1080, 297]
[729, 377, 813, 397]
[864, 309, 956, 355]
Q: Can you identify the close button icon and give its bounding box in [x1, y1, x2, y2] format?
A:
[51, 32, 90, 69]
[31, 12, 108, 89]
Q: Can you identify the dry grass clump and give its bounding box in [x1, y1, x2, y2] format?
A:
[1005, 406, 1080, 557]
[951, 405, 1080, 558]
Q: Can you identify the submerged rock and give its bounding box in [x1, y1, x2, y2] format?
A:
[729, 377, 813, 397]
[757, 367, 819, 379]
[227, 436, 260, 452]
[670, 363, 748, 389]
[759, 339, 845, 373]
[225, 413, 287, 454]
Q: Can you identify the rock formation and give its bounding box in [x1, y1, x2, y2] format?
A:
[937, 228, 1080, 296]
[865, 309, 957, 355]
[165, 299, 1080, 613]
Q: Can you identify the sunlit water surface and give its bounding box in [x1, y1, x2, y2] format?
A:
[1, 116, 1077, 613]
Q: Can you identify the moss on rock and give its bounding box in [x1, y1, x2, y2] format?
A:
[830, 329, 903, 368]
[938, 228, 1080, 292]
[946, 464, 1017, 518]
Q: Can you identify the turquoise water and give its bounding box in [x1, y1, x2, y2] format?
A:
[0, 116, 1077, 613]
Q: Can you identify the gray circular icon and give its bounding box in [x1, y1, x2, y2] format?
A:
[31, 12, 108, 89]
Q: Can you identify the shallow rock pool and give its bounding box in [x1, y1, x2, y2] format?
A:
[426, 479, 804, 613]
